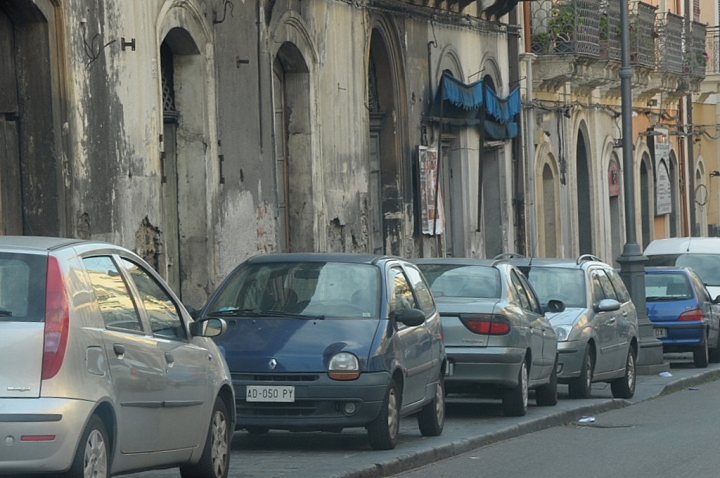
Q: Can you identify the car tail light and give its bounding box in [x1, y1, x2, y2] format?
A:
[678, 309, 704, 321]
[459, 314, 510, 335]
[42, 256, 69, 380]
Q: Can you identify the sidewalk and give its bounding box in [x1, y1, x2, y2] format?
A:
[313, 356, 720, 478]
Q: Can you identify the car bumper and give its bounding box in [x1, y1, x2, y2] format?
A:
[232, 371, 391, 431]
[556, 340, 584, 381]
[444, 346, 525, 389]
[652, 322, 706, 350]
[0, 397, 95, 473]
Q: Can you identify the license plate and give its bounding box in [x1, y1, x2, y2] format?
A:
[654, 328, 667, 338]
[246, 385, 295, 402]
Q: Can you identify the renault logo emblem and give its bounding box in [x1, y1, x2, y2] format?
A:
[269, 358, 278, 370]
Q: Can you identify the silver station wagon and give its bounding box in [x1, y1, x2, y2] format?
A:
[0, 237, 235, 478]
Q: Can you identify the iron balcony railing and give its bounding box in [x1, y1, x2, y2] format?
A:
[529, 0, 601, 57]
[657, 12, 684, 74]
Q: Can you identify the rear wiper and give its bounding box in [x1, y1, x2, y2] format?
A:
[0, 307, 11, 317]
[207, 308, 324, 320]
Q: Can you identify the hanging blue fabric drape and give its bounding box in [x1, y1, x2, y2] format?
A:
[483, 87, 520, 140]
[441, 72, 484, 110]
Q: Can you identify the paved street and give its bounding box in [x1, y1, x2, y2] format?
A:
[129, 354, 720, 478]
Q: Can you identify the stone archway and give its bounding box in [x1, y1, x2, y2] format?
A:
[541, 161, 559, 257]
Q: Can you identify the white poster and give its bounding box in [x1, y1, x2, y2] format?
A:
[654, 129, 672, 215]
[418, 146, 445, 235]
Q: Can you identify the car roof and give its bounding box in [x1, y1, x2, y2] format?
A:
[644, 237, 720, 255]
[244, 252, 396, 265]
[0, 235, 97, 252]
[411, 257, 497, 267]
[645, 266, 693, 274]
[504, 256, 610, 270]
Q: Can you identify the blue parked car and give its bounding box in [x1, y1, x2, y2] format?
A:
[199, 253, 446, 450]
[644, 266, 720, 367]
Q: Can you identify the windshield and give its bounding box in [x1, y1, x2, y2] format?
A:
[206, 261, 381, 319]
[524, 267, 586, 308]
[646, 254, 720, 287]
[645, 273, 693, 301]
[417, 264, 500, 299]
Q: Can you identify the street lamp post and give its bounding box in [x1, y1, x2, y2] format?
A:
[615, 0, 667, 373]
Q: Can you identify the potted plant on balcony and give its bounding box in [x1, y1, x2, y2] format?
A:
[549, 1, 577, 54]
[530, 31, 553, 54]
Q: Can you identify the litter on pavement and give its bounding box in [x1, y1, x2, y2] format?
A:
[659, 371, 673, 377]
[578, 416, 596, 423]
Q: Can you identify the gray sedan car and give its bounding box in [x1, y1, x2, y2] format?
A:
[506, 255, 639, 399]
[0, 237, 235, 478]
[413, 258, 561, 417]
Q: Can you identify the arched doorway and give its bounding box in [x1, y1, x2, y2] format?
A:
[640, 154, 652, 249]
[0, 0, 61, 236]
[273, 42, 313, 252]
[368, 25, 403, 255]
[482, 75, 502, 259]
[695, 161, 707, 237]
[160, 28, 209, 306]
[669, 151, 679, 237]
[541, 162, 558, 257]
[576, 132, 592, 255]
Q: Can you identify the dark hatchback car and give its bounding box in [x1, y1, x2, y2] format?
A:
[645, 266, 720, 368]
[200, 253, 446, 450]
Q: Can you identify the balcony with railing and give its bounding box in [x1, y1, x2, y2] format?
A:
[529, 0, 701, 97]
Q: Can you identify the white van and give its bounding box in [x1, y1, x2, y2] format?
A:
[644, 237, 720, 298]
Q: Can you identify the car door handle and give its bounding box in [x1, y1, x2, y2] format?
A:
[165, 352, 175, 364]
[622, 311, 628, 317]
[608, 318, 617, 324]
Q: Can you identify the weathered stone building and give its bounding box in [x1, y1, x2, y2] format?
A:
[1, 0, 526, 307]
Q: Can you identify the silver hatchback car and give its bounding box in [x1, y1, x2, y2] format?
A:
[506, 255, 639, 399]
[0, 237, 235, 478]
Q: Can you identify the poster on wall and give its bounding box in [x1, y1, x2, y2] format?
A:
[418, 145, 445, 235]
[654, 128, 672, 216]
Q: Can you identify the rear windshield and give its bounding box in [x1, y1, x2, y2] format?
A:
[645, 273, 693, 301]
[0, 252, 47, 322]
[206, 261, 381, 319]
[646, 254, 720, 287]
[417, 264, 501, 299]
[524, 267, 586, 308]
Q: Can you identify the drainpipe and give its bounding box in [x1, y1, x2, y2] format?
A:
[522, 2, 537, 257]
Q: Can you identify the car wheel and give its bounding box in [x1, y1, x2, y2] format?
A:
[417, 374, 445, 437]
[367, 379, 401, 450]
[181, 397, 231, 478]
[708, 333, 720, 363]
[63, 415, 109, 478]
[611, 346, 636, 399]
[693, 337, 709, 368]
[502, 361, 528, 417]
[535, 356, 558, 406]
[568, 345, 594, 399]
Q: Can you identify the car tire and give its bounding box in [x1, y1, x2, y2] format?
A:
[709, 333, 720, 363]
[502, 361, 528, 417]
[535, 357, 558, 406]
[63, 414, 109, 478]
[367, 379, 401, 450]
[568, 345, 594, 399]
[693, 337, 709, 368]
[417, 374, 445, 437]
[610, 346, 636, 399]
[180, 397, 231, 478]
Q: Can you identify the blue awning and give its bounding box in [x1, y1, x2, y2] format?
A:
[440, 72, 484, 110]
[485, 87, 521, 124]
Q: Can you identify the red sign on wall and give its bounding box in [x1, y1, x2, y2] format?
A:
[608, 160, 620, 197]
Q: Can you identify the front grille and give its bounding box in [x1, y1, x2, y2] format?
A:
[232, 373, 320, 382]
[237, 401, 319, 417]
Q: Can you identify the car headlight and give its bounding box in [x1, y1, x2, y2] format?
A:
[328, 352, 360, 380]
[553, 325, 573, 342]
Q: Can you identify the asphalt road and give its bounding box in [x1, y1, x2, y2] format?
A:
[128, 355, 720, 478]
[395, 376, 720, 478]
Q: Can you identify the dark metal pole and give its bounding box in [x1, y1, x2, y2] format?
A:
[616, 0, 666, 373]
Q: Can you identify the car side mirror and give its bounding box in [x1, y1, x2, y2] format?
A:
[189, 317, 227, 338]
[545, 299, 565, 314]
[395, 308, 426, 327]
[594, 298, 621, 313]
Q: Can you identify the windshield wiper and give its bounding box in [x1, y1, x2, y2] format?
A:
[207, 308, 324, 320]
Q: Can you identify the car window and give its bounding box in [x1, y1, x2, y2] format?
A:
[525, 267, 585, 308]
[590, 272, 606, 303]
[648, 253, 720, 287]
[0, 253, 46, 322]
[687, 271, 710, 301]
[510, 270, 532, 311]
[645, 273, 692, 300]
[607, 270, 632, 303]
[119, 258, 187, 340]
[404, 265, 435, 314]
[207, 261, 381, 319]
[389, 266, 419, 323]
[516, 271, 542, 314]
[418, 264, 501, 299]
[595, 270, 618, 301]
[83, 256, 143, 332]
